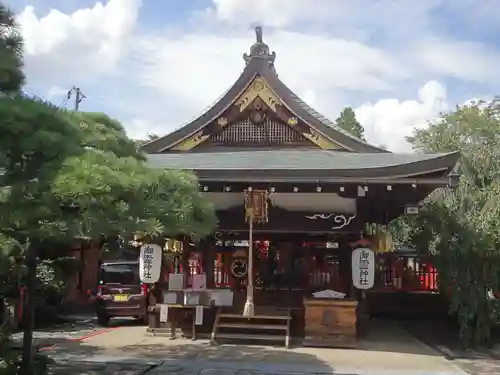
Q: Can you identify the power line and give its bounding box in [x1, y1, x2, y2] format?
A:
[67, 86, 86, 111]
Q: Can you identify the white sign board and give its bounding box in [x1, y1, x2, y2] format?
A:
[160, 304, 169, 323]
[195, 306, 204, 325]
[352, 247, 375, 290]
[168, 273, 185, 291]
[211, 290, 234, 306]
[184, 292, 200, 306]
[163, 292, 177, 304]
[192, 274, 207, 291]
[312, 289, 345, 299]
[139, 244, 162, 283]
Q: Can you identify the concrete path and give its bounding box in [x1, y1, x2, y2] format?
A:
[21, 316, 496, 374]
[43, 323, 470, 375]
[48, 360, 155, 375]
[48, 356, 469, 375]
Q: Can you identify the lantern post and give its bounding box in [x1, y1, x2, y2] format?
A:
[243, 188, 268, 317]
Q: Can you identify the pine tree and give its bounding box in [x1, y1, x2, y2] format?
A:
[335, 107, 365, 140]
[0, 2, 25, 93]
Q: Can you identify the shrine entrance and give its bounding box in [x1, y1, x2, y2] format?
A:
[212, 237, 352, 296]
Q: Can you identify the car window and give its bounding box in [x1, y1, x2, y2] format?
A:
[99, 263, 140, 285]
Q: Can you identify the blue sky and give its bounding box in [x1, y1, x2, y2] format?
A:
[9, 0, 500, 152]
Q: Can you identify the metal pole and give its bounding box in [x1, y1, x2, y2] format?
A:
[243, 214, 255, 317]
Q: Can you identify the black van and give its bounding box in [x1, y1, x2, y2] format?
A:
[93, 261, 148, 326]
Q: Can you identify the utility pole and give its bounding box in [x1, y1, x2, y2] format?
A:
[67, 86, 86, 111]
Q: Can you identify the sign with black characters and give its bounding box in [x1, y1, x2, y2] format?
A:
[139, 244, 162, 283]
[351, 247, 375, 290]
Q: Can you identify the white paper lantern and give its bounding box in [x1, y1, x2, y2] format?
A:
[351, 247, 375, 290]
[139, 244, 162, 283]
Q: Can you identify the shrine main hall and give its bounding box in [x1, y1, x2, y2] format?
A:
[139, 27, 459, 346]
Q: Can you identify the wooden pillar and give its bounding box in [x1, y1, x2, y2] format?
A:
[280, 242, 293, 292]
[204, 239, 215, 289]
[303, 243, 312, 291]
[339, 246, 353, 298]
[181, 237, 190, 288]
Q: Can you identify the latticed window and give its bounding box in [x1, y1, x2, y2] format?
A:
[211, 117, 306, 145]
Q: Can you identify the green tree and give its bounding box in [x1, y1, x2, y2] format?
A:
[0, 2, 24, 93]
[390, 99, 500, 346]
[0, 96, 81, 374]
[0, 97, 216, 373]
[70, 111, 146, 160]
[335, 107, 365, 140]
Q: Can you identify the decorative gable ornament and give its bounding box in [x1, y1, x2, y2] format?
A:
[351, 247, 375, 290]
[139, 244, 162, 283]
[249, 99, 267, 125]
[217, 117, 228, 127]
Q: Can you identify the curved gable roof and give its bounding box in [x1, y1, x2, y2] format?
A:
[140, 30, 391, 154]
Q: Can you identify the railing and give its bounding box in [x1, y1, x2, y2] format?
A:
[374, 253, 438, 292]
[165, 252, 440, 293]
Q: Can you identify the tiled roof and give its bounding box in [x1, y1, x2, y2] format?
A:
[286, 90, 377, 148]
[147, 150, 457, 172]
[141, 58, 386, 154]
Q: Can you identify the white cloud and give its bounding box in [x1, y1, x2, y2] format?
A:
[16, 0, 500, 153]
[355, 81, 448, 152]
[135, 30, 410, 108]
[125, 118, 164, 140]
[209, 0, 440, 37]
[17, 0, 141, 84]
[46, 85, 67, 99]
[130, 29, 418, 148]
[211, 0, 333, 28]
[415, 38, 500, 84]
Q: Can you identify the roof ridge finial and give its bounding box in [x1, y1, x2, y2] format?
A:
[255, 25, 263, 43]
[243, 26, 276, 68]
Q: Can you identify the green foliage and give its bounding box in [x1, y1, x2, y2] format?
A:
[0, 96, 83, 249]
[0, 234, 22, 299]
[0, 349, 53, 375]
[0, 96, 216, 246]
[335, 107, 366, 140]
[0, 93, 216, 371]
[51, 150, 216, 240]
[0, 2, 25, 93]
[0, 95, 81, 185]
[36, 261, 70, 305]
[391, 99, 500, 346]
[65, 111, 146, 160]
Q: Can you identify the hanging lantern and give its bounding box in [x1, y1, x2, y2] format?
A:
[352, 247, 375, 290]
[244, 189, 269, 223]
[164, 238, 183, 253]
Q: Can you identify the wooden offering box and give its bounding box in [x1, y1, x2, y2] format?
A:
[303, 297, 358, 348]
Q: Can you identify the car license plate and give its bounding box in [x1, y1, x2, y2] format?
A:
[114, 295, 129, 302]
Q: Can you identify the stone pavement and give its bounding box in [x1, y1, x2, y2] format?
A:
[48, 360, 155, 375]
[47, 356, 470, 375]
[398, 318, 500, 375]
[44, 324, 470, 375]
[453, 358, 500, 375]
[33, 318, 481, 374]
